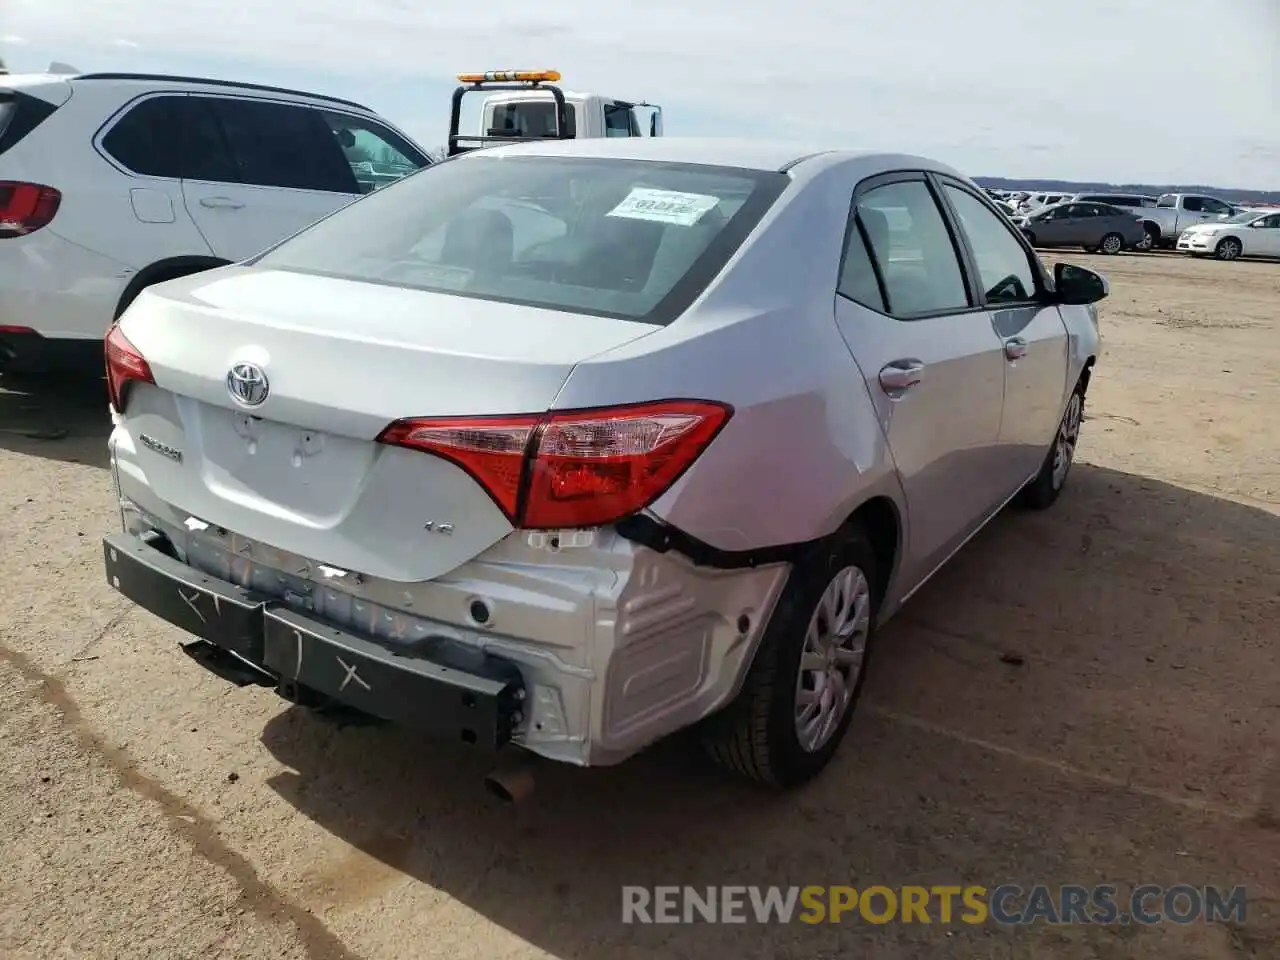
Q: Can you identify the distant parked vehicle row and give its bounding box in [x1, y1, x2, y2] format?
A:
[1010, 201, 1147, 255]
[981, 189, 1258, 254]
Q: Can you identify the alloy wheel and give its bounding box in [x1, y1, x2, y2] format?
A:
[1052, 393, 1083, 490]
[794, 565, 872, 753]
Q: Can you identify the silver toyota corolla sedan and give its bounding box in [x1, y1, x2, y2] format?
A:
[102, 138, 1106, 790]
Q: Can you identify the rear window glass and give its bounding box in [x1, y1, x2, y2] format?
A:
[254, 155, 788, 324]
[0, 101, 13, 140]
[488, 101, 576, 138]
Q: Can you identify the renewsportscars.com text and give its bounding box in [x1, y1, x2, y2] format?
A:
[621, 884, 1248, 925]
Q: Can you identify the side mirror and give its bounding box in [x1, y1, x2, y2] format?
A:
[1054, 262, 1109, 305]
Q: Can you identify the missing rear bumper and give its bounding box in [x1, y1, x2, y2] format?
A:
[103, 531, 525, 750]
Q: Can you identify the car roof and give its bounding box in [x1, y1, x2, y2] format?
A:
[457, 136, 966, 178]
[68, 72, 371, 112]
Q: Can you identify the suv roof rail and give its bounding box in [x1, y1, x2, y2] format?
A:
[73, 72, 370, 111]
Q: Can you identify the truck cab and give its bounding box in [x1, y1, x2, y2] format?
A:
[447, 70, 662, 157]
[1143, 193, 1239, 248]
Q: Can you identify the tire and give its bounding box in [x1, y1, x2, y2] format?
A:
[1214, 237, 1242, 261]
[1018, 381, 1085, 510]
[1135, 227, 1156, 252]
[700, 524, 880, 787]
[1099, 233, 1124, 255]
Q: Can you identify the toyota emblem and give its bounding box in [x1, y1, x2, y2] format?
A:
[226, 361, 270, 407]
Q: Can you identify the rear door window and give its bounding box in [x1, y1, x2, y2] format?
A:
[101, 95, 238, 182]
[101, 95, 190, 178]
[254, 155, 787, 324]
[837, 213, 887, 312]
[854, 179, 970, 316]
[207, 97, 359, 194]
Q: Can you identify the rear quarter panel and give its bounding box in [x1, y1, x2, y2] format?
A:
[552, 161, 907, 555]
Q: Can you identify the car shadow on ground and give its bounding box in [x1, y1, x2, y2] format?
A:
[259, 463, 1280, 959]
[0, 374, 112, 468]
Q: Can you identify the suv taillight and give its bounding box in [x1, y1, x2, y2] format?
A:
[0, 181, 61, 238]
[105, 324, 155, 411]
[378, 400, 732, 529]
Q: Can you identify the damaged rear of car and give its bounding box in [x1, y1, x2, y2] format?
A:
[103, 144, 798, 776]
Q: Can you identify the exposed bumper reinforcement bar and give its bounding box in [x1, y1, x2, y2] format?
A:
[103, 532, 525, 750]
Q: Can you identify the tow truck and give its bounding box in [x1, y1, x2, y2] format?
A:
[446, 69, 663, 157]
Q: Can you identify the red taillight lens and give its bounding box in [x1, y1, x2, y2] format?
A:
[378, 400, 732, 529]
[377, 414, 542, 520]
[104, 324, 155, 411]
[524, 402, 731, 528]
[0, 181, 61, 238]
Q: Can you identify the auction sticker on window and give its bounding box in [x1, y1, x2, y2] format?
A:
[607, 188, 721, 226]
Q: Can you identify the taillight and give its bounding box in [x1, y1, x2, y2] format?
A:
[378, 400, 732, 529]
[104, 324, 155, 411]
[0, 181, 61, 238]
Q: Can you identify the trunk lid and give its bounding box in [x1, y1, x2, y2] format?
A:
[118, 265, 660, 581]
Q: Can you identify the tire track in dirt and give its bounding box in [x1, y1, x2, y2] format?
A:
[0, 642, 361, 960]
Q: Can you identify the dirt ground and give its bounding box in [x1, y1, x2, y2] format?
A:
[1, 251, 1277, 960]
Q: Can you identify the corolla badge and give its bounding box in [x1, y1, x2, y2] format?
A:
[226, 361, 270, 407]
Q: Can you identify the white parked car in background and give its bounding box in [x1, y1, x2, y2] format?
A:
[100, 137, 1106, 793]
[0, 70, 430, 375]
[1017, 192, 1072, 214]
[1176, 209, 1280, 260]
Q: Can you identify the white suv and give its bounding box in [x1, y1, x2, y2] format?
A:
[1, 71, 430, 374]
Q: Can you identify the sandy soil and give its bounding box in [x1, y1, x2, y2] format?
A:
[1, 251, 1277, 960]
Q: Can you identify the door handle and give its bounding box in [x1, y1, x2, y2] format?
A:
[199, 196, 244, 209]
[1004, 337, 1028, 360]
[879, 360, 925, 395]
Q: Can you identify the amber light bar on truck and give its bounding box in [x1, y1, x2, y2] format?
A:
[456, 70, 562, 84]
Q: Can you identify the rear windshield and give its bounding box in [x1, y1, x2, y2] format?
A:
[0, 92, 60, 155]
[489, 101, 576, 138]
[253, 155, 788, 324]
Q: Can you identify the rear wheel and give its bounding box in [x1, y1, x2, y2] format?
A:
[1214, 237, 1242, 261]
[701, 524, 879, 787]
[1099, 232, 1124, 255]
[1018, 382, 1085, 510]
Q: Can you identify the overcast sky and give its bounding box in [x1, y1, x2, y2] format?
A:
[4, 0, 1278, 189]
